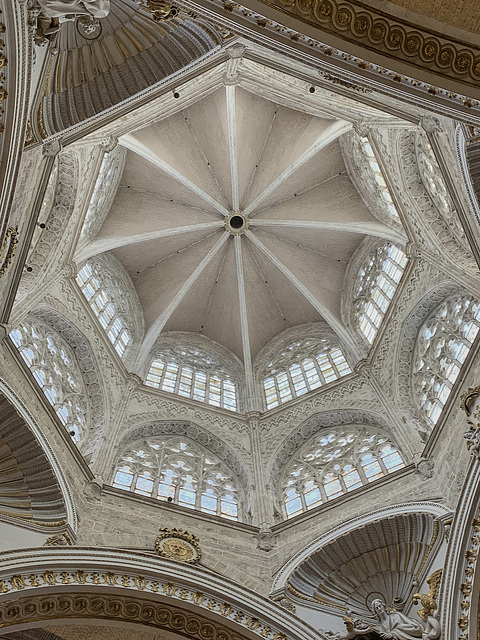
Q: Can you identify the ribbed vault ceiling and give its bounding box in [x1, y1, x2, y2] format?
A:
[79, 82, 405, 381]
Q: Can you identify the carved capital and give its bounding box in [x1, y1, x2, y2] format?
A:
[42, 138, 62, 157]
[420, 114, 442, 134]
[256, 523, 277, 552]
[414, 457, 434, 480]
[100, 136, 118, 153]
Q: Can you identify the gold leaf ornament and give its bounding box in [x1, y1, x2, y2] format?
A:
[155, 528, 202, 564]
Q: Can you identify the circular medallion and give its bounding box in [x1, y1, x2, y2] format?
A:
[155, 528, 201, 564]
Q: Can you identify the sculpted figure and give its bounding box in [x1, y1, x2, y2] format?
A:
[37, 0, 109, 20]
[371, 599, 423, 640]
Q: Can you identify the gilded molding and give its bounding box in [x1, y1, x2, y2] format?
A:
[0, 227, 18, 278]
[457, 518, 480, 638]
[249, 0, 480, 89]
[0, 568, 289, 640]
[412, 568, 443, 621]
[0, 593, 249, 638]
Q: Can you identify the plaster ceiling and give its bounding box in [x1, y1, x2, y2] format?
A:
[79, 82, 403, 372]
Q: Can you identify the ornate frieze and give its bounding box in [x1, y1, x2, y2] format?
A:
[228, 0, 480, 89]
[0, 227, 18, 279]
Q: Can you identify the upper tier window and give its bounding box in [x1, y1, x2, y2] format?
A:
[76, 263, 130, 357]
[10, 319, 88, 444]
[354, 243, 407, 344]
[414, 294, 480, 428]
[145, 348, 238, 411]
[361, 137, 399, 218]
[262, 338, 351, 410]
[282, 426, 405, 518]
[113, 436, 241, 520]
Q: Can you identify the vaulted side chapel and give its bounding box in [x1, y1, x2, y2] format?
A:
[1, 1, 480, 639]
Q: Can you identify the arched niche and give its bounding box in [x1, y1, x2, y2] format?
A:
[0, 381, 77, 543]
[271, 502, 450, 623]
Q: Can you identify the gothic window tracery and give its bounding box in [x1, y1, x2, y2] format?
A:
[282, 426, 405, 518]
[353, 243, 407, 344]
[9, 319, 89, 444]
[76, 262, 131, 357]
[262, 338, 351, 410]
[360, 137, 399, 219]
[112, 436, 241, 520]
[413, 293, 480, 427]
[145, 345, 238, 412]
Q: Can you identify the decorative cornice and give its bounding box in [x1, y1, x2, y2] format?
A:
[243, 0, 480, 90]
[0, 593, 250, 638]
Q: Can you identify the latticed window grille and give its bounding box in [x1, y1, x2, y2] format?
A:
[282, 426, 405, 518]
[145, 349, 238, 412]
[360, 137, 399, 218]
[414, 294, 480, 428]
[262, 338, 351, 410]
[354, 243, 407, 344]
[76, 263, 130, 357]
[112, 436, 241, 520]
[9, 319, 88, 444]
[417, 138, 452, 219]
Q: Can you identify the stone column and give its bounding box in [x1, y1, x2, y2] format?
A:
[247, 411, 275, 533]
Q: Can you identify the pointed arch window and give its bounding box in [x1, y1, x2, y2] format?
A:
[262, 338, 351, 410]
[282, 426, 405, 518]
[354, 243, 407, 344]
[414, 294, 480, 428]
[360, 137, 399, 219]
[145, 347, 238, 412]
[76, 263, 130, 357]
[9, 319, 88, 444]
[112, 436, 241, 520]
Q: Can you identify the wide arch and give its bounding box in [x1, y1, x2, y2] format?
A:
[0, 547, 324, 640]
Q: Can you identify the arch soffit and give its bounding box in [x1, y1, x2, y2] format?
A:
[25, 307, 106, 456]
[397, 130, 477, 272]
[16, 149, 79, 303]
[0, 547, 322, 640]
[269, 408, 405, 493]
[0, 380, 77, 532]
[270, 501, 451, 596]
[116, 420, 251, 489]
[394, 280, 466, 429]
